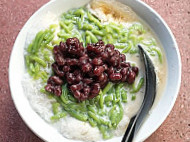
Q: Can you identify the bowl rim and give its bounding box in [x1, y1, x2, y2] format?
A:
[9, 0, 181, 142]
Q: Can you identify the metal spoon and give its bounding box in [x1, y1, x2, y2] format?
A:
[122, 45, 157, 142]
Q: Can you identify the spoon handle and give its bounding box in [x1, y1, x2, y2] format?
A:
[122, 45, 156, 142]
[121, 115, 137, 142]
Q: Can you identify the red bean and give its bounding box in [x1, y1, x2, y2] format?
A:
[50, 76, 63, 85]
[63, 66, 70, 73]
[121, 75, 127, 82]
[132, 66, 139, 75]
[66, 73, 76, 84]
[74, 90, 81, 99]
[120, 54, 126, 62]
[109, 73, 122, 81]
[120, 67, 129, 82]
[105, 46, 114, 56]
[92, 58, 103, 66]
[83, 78, 93, 84]
[53, 45, 61, 55]
[87, 44, 95, 52]
[45, 84, 54, 93]
[66, 59, 78, 66]
[99, 73, 108, 88]
[109, 56, 119, 67]
[54, 86, 62, 96]
[93, 66, 104, 76]
[52, 63, 64, 77]
[80, 93, 88, 101]
[127, 71, 136, 84]
[59, 42, 67, 52]
[97, 73, 106, 82]
[107, 66, 115, 75]
[120, 67, 129, 76]
[94, 46, 104, 54]
[46, 38, 139, 101]
[75, 82, 83, 90]
[70, 85, 78, 92]
[66, 37, 79, 47]
[76, 73, 83, 83]
[83, 86, 91, 96]
[91, 83, 101, 95]
[121, 62, 131, 67]
[79, 56, 89, 65]
[95, 40, 104, 46]
[100, 52, 109, 61]
[114, 50, 120, 56]
[82, 63, 92, 73]
[105, 44, 115, 50]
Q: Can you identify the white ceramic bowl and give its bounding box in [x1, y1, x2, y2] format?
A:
[9, 0, 181, 141]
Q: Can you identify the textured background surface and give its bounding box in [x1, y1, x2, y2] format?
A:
[0, 0, 189, 141]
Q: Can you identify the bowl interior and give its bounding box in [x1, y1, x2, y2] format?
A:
[9, 0, 181, 142]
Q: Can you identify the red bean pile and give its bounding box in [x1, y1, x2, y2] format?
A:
[45, 37, 139, 101]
